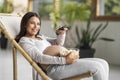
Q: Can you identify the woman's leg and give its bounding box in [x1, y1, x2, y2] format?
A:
[85, 58, 109, 80]
[46, 58, 109, 80]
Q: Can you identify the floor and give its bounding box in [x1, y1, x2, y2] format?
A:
[0, 49, 120, 80]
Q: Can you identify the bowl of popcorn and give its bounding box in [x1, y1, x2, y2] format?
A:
[60, 48, 79, 57]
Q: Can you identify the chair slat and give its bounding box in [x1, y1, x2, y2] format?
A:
[13, 47, 17, 80]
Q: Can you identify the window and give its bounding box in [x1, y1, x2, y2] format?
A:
[92, 0, 120, 21]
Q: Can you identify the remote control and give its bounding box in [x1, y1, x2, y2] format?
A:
[58, 25, 69, 30]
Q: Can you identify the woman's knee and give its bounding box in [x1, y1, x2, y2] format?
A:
[95, 58, 109, 65]
[86, 58, 109, 69]
[93, 58, 109, 71]
[92, 60, 108, 80]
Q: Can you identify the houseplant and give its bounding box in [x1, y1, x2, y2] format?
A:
[47, 1, 114, 58]
[62, 2, 90, 28]
[74, 11, 114, 58]
[49, 1, 90, 30]
[59, 2, 114, 58]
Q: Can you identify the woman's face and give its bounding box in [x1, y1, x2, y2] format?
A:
[25, 16, 40, 37]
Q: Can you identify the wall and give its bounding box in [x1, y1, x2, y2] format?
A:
[93, 21, 120, 65]
[40, 20, 56, 38]
[64, 21, 120, 66]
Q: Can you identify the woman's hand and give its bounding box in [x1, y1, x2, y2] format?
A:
[56, 27, 68, 35]
[65, 51, 79, 64]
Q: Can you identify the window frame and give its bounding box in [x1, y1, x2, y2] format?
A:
[92, 0, 120, 21]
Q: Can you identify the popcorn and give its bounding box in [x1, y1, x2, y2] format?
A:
[60, 49, 79, 57]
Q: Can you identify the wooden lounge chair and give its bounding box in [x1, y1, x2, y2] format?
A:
[0, 14, 93, 80]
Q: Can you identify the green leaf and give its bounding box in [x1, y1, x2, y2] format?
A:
[75, 26, 81, 42]
[90, 23, 103, 44]
[99, 37, 115, 41]
[92, 22, 109, 43]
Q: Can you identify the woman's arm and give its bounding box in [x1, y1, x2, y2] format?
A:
[45, 27, 68, 46]
[19, 38, 66, 64]
[45, 33, 66, 46]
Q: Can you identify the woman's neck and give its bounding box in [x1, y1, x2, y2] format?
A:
[25, 34, 42, 40]
[25, 34, 36, 39]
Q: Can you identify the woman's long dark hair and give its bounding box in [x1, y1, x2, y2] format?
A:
[15, 12, 41, 42]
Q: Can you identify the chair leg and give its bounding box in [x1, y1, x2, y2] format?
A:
[13, 47, 17, 80]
